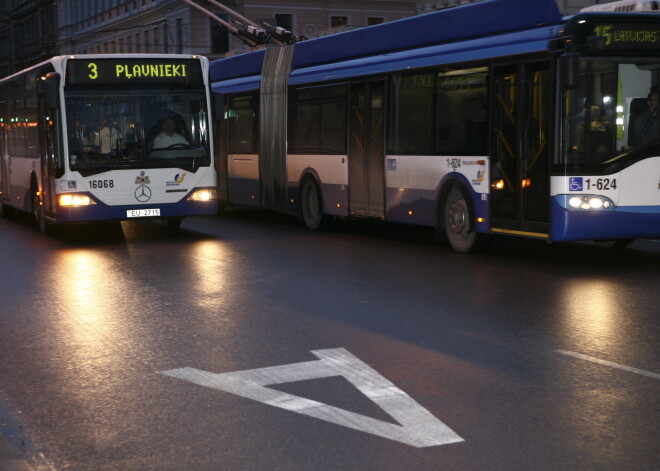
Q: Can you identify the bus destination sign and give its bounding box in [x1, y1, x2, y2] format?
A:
[66, 58, 203, 86]
[591, 21, 660, 52]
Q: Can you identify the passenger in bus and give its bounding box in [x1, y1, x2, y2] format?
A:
[152, 117, 189, 149]
[82, 124, 96, 152]
[632, 90, 659, 147]
[68, 120, 83, 154]
[98, 118, 122, 154]
[124, 122, 145, 157]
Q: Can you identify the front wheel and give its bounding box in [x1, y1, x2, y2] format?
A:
[443, 186, 486, 253]
[162, 217, 182, 230]
[32, 183, 49, 235]
[0, 199, 12, 219]
[595, 238, 634, 249]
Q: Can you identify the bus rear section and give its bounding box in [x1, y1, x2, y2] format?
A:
[0, 54, 217, 233]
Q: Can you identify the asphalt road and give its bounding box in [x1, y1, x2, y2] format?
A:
[0, 209, 658, 470]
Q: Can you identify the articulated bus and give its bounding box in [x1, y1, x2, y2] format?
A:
[0, 54, 217, 233]
[209, 0, 660, 252]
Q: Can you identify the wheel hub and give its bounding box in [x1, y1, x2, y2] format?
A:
[447, 201, 466, 234]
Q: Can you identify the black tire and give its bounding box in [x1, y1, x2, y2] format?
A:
[0, 199, 12, 219]
[595, 238, 634, 249]
[300, 178, 326, 231]
[443, 186, 486, 253]
[162, 217, 182, 230]
[32, 182, 49, 235]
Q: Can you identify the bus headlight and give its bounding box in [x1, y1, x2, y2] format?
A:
[567, 195, 613, 211]
[59, 194, 96, 206]
[187, 188, 217, 202]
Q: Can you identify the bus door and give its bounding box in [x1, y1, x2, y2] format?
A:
[491, 62, 551, 237]
[349, 80, 385, 218]
[38, 95, 58, 218]
[0, 100, 8, 206]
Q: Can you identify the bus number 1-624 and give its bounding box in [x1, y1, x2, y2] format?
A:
[584, 178, 617, 191]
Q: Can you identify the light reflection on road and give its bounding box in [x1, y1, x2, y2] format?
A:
[558, 278, 623, 352]
[188, 240, 232, 311]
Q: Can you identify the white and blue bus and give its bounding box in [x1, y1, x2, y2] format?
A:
[209, 0, 660, 252]
[0, 54, 217, 233]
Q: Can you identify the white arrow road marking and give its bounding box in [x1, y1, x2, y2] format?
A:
[159, 348, 464, 448]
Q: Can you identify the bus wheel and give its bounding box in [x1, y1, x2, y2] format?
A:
[0, 199, 12, 219]
[444, 186, 484, 253]
[300, 178, 325, 231]
[162, 217, 182, 230]
[595, 238, 634, 249]
[32, 183, 49, 235]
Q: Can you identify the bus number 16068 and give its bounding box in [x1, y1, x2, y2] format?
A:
[89, 179, 114, 189]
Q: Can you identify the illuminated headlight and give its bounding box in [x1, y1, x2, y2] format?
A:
[187, 188, 217, 202]
[567, 195, 613, 211]
[59, 194, 96, 206]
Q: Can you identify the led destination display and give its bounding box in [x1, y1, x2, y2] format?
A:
[66, 58, 203, 86]
[592, 22, 660, 51]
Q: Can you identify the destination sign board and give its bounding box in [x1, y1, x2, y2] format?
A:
[592, 21, 660, 51]
[65, 58, 203, 86]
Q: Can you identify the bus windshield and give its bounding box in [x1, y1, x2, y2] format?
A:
[560, 58, 660, 174]
[65, 88, 210, 176]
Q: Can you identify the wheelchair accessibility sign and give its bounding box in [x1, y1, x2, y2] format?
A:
[569, 177, 583, 191]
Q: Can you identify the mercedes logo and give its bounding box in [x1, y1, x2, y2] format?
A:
[135, 184, 152, 202]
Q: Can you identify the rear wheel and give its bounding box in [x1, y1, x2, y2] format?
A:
[300, 178, 326, 231]
[444, 186, 486, 253]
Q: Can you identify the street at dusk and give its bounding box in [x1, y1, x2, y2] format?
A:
[1, 211, 658, 470]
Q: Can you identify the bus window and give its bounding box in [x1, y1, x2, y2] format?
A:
[561, 59, 660, 174]
[288, 84, 347, 155]
[436, 69, 488, 155]
[227, 95, 258, 154]
[388, 72, 435, 155]
[64, 91, 210, 172]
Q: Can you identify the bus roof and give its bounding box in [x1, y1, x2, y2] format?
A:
[209, 0, 562, 85]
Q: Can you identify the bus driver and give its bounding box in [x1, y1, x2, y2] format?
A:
[153, 117, 189, 149]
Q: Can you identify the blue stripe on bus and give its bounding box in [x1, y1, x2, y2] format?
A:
[550, 198, 660, 241]
[209, 0, 562, 84]
[288, 31, 554, 87]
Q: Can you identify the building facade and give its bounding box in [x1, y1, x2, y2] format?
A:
[0, 0, 58, 77]
[0, 0, 620, 78]
[55, 0, 417, 59]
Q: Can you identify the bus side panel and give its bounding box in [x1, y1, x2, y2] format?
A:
[227, 154, 260, 206]
[287, 154, 349, 217]
[8, 157, 38, 213]
[384, 155, 489, 227]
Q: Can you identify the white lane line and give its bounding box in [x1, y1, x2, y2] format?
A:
[554, 350, 660, 380]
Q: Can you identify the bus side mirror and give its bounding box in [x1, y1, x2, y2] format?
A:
[559, 54, 579, 90]
[42, 73, 61, 110]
